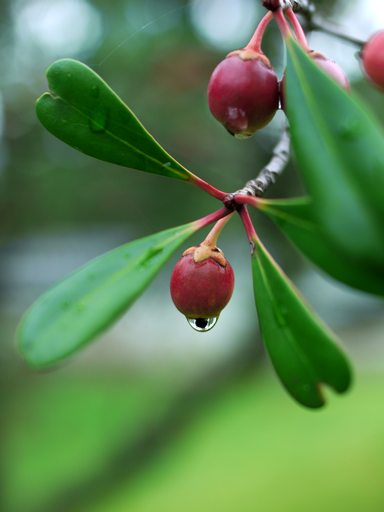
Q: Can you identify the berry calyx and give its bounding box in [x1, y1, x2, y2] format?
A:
[361, 31, 384, 90]
[207, 49, 279, 138]
[170, 243, 234, 329]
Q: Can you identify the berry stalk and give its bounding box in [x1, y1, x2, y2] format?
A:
[273, 8, 293, 40]
[202, 213, 234, 247]
[285, 7, 310, 51]
[246, 11, 274, 53]
[193, 207, 232, 232]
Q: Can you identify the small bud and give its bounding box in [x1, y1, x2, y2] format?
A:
[208, 49, 279, 138]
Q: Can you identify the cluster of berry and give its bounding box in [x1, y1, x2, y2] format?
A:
[170, 3, 384, 331]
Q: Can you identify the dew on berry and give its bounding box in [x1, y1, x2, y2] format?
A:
[187, 317, 218, 332]
[170, 245, 234, 327]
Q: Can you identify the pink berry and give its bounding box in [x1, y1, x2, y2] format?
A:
[362, 31, 384, 90]
[207, 49, 279, 138]
[280, 51, 349, 110]
[170, 245, 234, 327]
[311, 52, 350, 89]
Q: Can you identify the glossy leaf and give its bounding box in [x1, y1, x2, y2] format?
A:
[18, 222, 197, 368]
[36, 59, 194, 181]
[252, 237, 352, 408]
[285, 39, 384, 267]
[258, 197, 384, 296]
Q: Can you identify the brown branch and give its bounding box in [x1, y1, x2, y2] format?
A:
[292, 0, 365, 47]
[262, 1, 365, 47]
[233, 125, 291, 199]
[309, 17, 365, 47]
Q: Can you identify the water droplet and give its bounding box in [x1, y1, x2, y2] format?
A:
[163, 162, 171, 168]
[89, 110, 108, 133]
[187, 317, 218, 332]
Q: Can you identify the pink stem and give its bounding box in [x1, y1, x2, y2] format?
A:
[246, 11, 274, 53]
[273, 8, 292, 40]
[285, 7, 310, 51]
[194, 207, 232, 231]
[190, 175, 228, 201]
[233, 194, 259, 208]
[238, 206, 258, 246]
[204, 213, 234, 246]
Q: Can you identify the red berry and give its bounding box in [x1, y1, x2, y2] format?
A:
[170, 245, 234, 329]
[207, 49, 279, 138]
[362, 31, 384, 90]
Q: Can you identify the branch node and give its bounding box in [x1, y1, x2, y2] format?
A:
[232, 126, 291, 200]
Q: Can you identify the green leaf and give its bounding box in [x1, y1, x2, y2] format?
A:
[285, 39, 384, 268]
[252, 237, 352, 408]
[258, 197, 384, 296]
[18, 222, 197, 368]
[36, 59, 193, 181]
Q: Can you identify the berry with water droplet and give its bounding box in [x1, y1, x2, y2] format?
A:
[207, 49, 279, 138]
[361, 31, 384, 90]
[170, 244, 234, 330]
[280, 51, 349, 110]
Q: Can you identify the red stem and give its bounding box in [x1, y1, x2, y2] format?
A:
[234, 194, 259, 208]
[285, 7, 310, 51]
[204, 213, 234, 246]
[190, 175, 228, 201]
[273, 9, 292, 40]
[194, 207, 232, 231]
[238, 206, 258, 246]
[246, 11, 273, 53]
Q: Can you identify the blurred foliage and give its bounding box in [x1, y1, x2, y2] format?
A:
[3, 369, 384, 512]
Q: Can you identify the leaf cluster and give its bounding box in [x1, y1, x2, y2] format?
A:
[18, 41, 384, 408]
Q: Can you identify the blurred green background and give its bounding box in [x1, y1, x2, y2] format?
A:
[1, 1, 384, 511]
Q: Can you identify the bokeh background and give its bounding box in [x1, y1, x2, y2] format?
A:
[1, 1, 384, 511]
